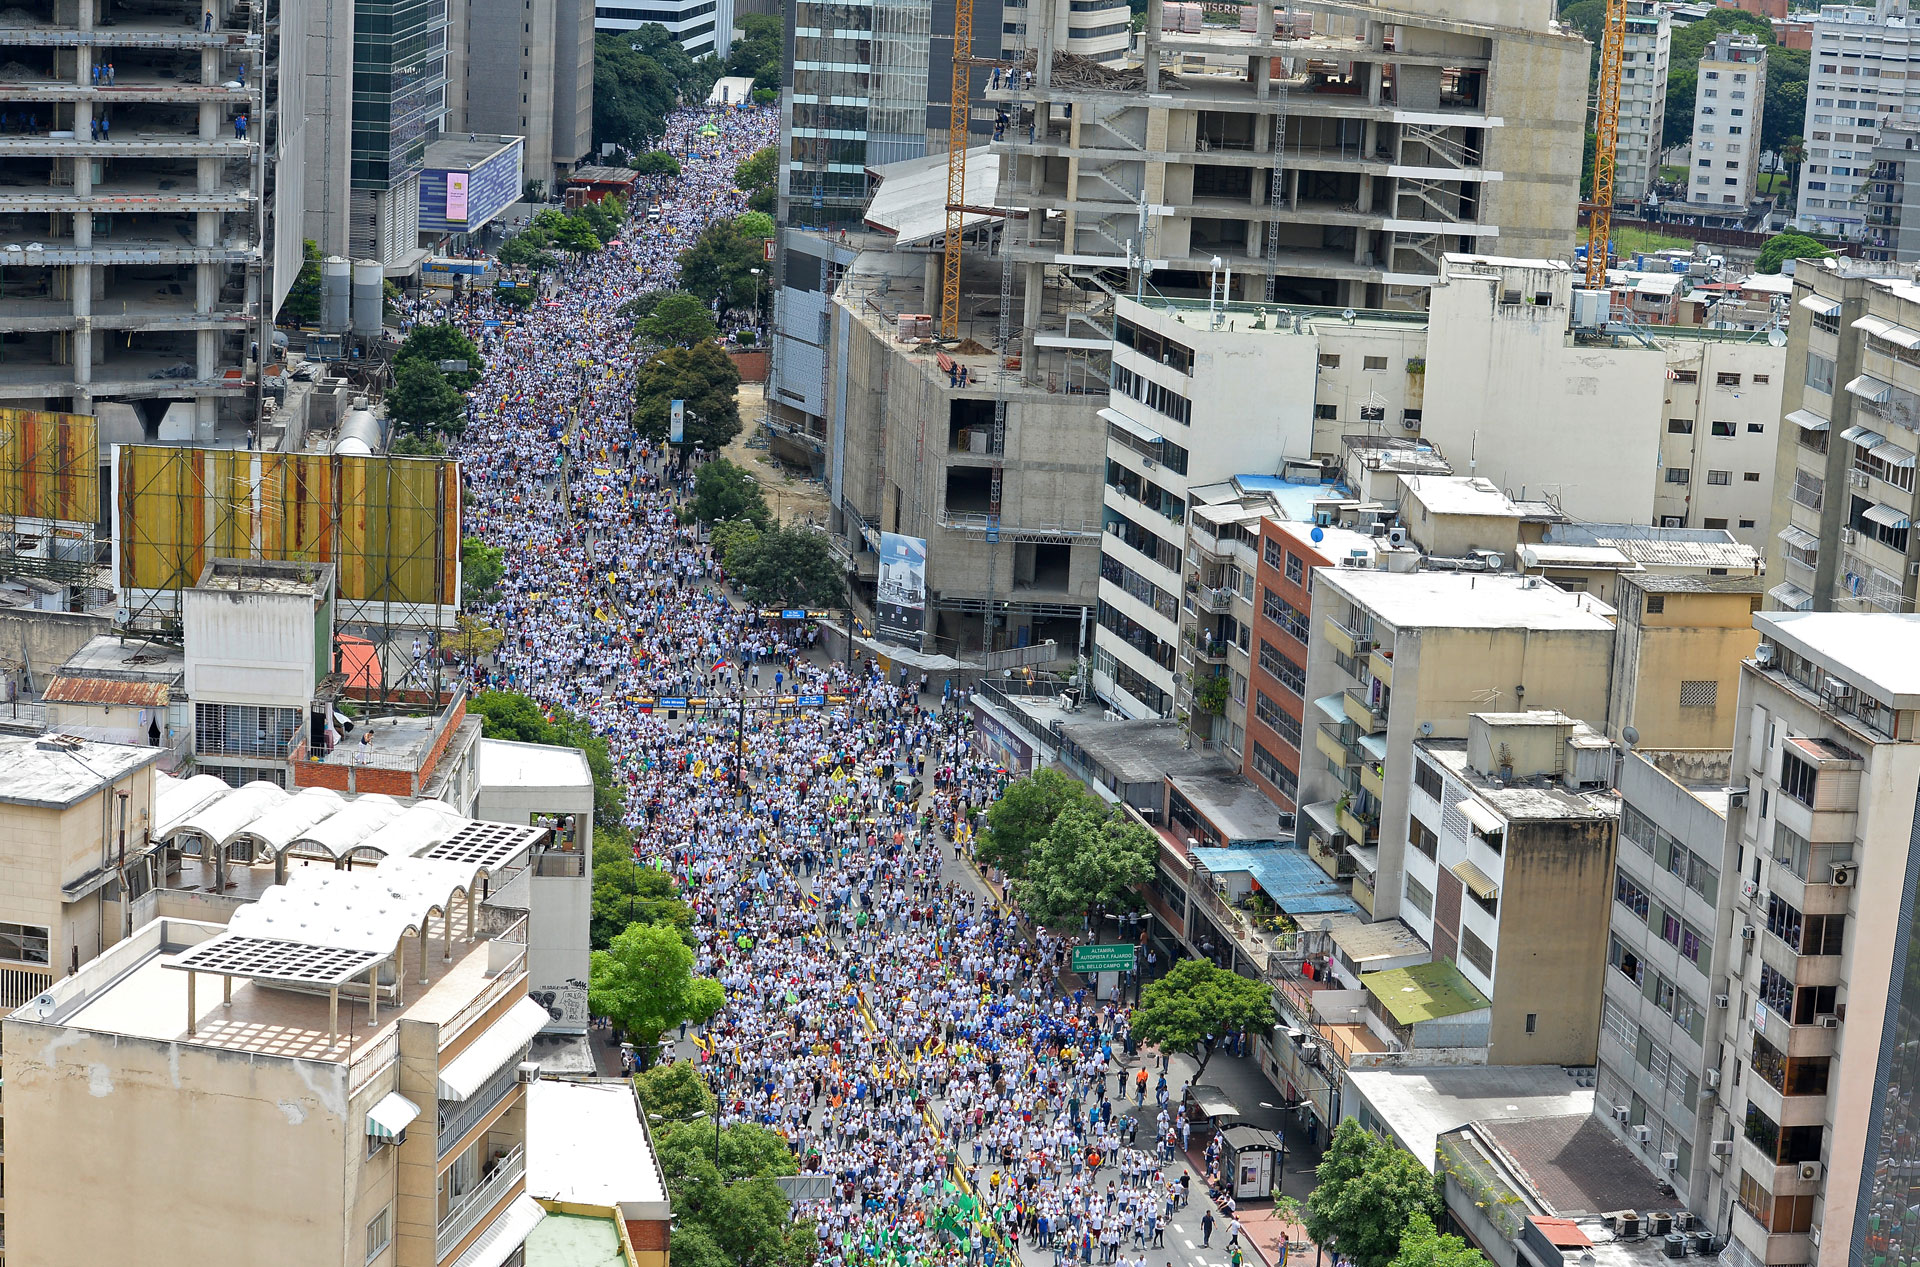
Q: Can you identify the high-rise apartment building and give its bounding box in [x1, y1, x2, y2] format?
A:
[0, 0, 303, 439]
[1688, 33, 1767, 214]
[593, 0, 735, 58]
[448, 0, 595, 191]
[1706, 612, 1920, 1267]
[1618, 0, 1672, 210]
[1796, 0, 1913, 240]
[1766, 258, 1919, 615]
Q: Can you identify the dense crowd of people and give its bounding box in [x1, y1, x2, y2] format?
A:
[440, 106, 1228, 1267]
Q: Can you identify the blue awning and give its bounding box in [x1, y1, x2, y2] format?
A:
[1313, 693, 1346, 724]
[1358, 732, 1389, 762]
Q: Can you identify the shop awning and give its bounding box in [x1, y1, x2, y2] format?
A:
[1768, 582, 1814, 612]
[1450, 858, 1499, 900]
[1863, 503, 1912, 531]
[367, 1092, 421, 1140]
[1846, 375, 1894, 404]
[1854, 314, 1920, 349]
[1799, 294, 1842, 317]
[1456, 798, 1505, 837]
[1785, 409, 1830, 432]
[438, 995, 549, 1099]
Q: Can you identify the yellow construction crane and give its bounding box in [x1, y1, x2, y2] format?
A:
[941, 0, 975, 338]
[1585, 0, 1626, 289]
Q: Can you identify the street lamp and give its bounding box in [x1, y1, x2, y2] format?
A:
[749, 267, 764, 328]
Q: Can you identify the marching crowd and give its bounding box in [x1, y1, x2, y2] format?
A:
[443, 106, 1244, 1267]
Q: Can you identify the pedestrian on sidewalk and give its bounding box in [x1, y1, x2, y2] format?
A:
[1201, 1211, 1214, 1248]
[1227, 1218, 1243, 1249]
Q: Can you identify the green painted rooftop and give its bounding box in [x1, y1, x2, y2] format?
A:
[524, 1211, 626, 1267]
[1364, 961, 1491, 1025]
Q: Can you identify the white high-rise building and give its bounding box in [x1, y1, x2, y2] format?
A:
[1797, 0, 1917, 239]
[1689, 33, 1767, 214]
[1619, 0, 1672, 209]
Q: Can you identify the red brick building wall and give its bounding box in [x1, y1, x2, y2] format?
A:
[1243, 521, 1328, 812]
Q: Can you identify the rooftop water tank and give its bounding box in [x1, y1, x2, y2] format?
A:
[320, 256, 352, 334]
[337, 408, 384, 455]
[351, 259, 384, 338]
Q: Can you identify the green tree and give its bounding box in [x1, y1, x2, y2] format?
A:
[709, 518, 763, 570]
[1758, 231, 1834, 274]
[980, 767, 1093, 878]
[654, 1117, 810, 1267]
[735, 146, 777, 199]
[589, 922, 724, 1065]
[470, 688, 550, 742]
[386, 359, 467, 437]
[591, 855, 693, 950]
[634, 1058, 717, 1122]
[471, 691, 627, 825]
[394, 322, 483, 390]
[499, 227, 556, 272]
[733, 210, 776, 240]
[461, 535, 505, 608]
[1389, 1212, 1486, 1267]
[726, 525, 845, 608]
[692, 458, 772, 527]
[1659, 9, 1799, 151]
[595, 29, 689, 151]
[641, 292, 721, 348]
[1014, 801, 1156, 928]
[1130, 958, 1278, 1078]
[633, 149, 683, 176]
[534, 206, 603, 255]
[678, 218, 770, 317]
[633, 341, 743, 447]
[725, 12, 783, 91]
[278, 238, 324, 324]
[1304, 1121, 1442, 1267]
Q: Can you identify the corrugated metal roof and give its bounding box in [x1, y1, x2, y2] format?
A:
[43, 676, 169, 706]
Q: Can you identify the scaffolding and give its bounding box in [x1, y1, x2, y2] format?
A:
[0, 408, 102, 586]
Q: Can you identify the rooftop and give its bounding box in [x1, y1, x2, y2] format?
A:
[1057, 719, 1224, 786]
[1168, 771, 1291, 845]
[1477, 1113, 1679, 1217]
[1270, 519, 1381, 565]
[479, 738, 595, 793]
[526, 1078, 670, 1216]
[1318, 570, 1618, 632]
[1363, 961, 1491, 1026]
[1225, 474, 1355, 523]
[1756, 611, 1920, 706]
[1345, 1064, 1595, 1167]
[1636, 749, 1738, 819]
[1403, 475, 1524, 519]
[864, 149, 1002, 247]
[1627, 572, 1765, 595]
[57, 634, 185, 682]
[43, 675, 170, 706]
[1424, 741, 1622, 822]
[424, 133, 522, 170]
[193, 557, 333, 598]
[0, 733, 165, 809]
[1189, 845, 1361, 918]
[524, 1211, 627, 1267]
[1545, 522, 1761, 572]
[1328, 918, 1431, 966]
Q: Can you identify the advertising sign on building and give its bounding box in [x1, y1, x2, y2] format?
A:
[670, 399, 686, 444]
[446, 171, 470, 224]
[876, 532, 926, 647]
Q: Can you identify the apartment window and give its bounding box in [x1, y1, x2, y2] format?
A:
[1258, 640, 1305, 697]
[1459, 928, 1495, 978]
[1261, 589, 1309, 643]
[1409, 814, 1439, 860]
[1665, 468, 1691, 484]
[1610, 936, 1645, 987]
[1404, 874, 1434, 918]
[1752, 376, 1769, 386]
[1615, 871, 1651, 921]
[1717, 372, 1741, 386]
[1708, 470, 1731, 485]
[1314, 403, 1337, 420]
[1780, 750, 1818, 807]
[0, 922, 49, 966]
[1525, 1013, 1538, 1035]
[1284, 552, 1304, 585]
[367, 1206, 392, 1262]
[1806, 351, 1836, 395]
[1712, 420, 1737, 437]
[1363, 355, 1388, 371]
[1319, 353, 1341, 369]
[1414, 757, 1444, 801]
[1251, 743, 1297, 804]
[1668, 418, 1695, 435]
[1254, 692, 1302, 747]
[1645, 594, 1665, 614]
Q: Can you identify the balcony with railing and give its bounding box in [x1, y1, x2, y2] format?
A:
[438, 1059, 523, 1155]
[438, 1143, 527, 1261]
[1342, 685, 1387, 734]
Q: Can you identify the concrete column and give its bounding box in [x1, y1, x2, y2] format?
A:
[1253, 0, 1272, 96]
[200, 98, 218, 140]
[1144, 0, 1162, 90]
[1035, 0, 1057, 89]
[71, 262, 92, 397]
[1021, 262, 1042, 384]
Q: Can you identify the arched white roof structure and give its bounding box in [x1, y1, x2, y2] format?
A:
[154, 773, 235, 838]
[283, 794, 404, 862]
[227, 787, 348, 856]
[170, 781, 290, 849]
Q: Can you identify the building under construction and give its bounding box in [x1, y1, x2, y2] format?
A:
[0, 0, 304, 445]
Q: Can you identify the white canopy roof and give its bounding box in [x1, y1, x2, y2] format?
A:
[228, 787, 348, 853]
[171, 780, 289, 848]
[286, 794, 404, 861]
[367, 1091, 421, 1139]
[155, 773, 236, 838]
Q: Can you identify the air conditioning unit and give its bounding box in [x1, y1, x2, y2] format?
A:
[1387, 526, 1409, 547]
[1662, 1152, 1680, 1172]
[1633, 1124, 1653, 1144]
[1714, 993, 1731, 1010]
[1830, 861, 1855, 886]
[1741, 878, 1759, 900]
[1711, 1141, 1733, 1157]
[1798, 1161, 1825, 1183]
[1823, 675, 1851, 700]
[1741, 924, 1756, 943]
[1707, 1067, 1722, 1089]
[1401, 418, 1420, 430]
[1818, 1015, 1840, 1028]
[1614, 1104, 1632, 1123]
[1850, 469, 1871, 488]
[517, 1061, 540, 1083]
[1842, 528, 1858, 545]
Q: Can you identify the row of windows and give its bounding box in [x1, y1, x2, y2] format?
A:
[1620, 804, 1720, 905]
[1250, 742, 1297, 805]
[1115, 319, 1194, 375]
[1611, 877, 1712, 978]
[1607, 936, 1707, 1043]
[1260, 589, 1308, 643]
[1257, 639, 1305, 697]
[1111, 364, 1192, 426]
[1253, 691, 1301, 748]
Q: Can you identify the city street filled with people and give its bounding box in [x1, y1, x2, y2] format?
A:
[440, 106, 1277, 1267]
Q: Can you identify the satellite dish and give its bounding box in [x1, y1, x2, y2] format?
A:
[1418, 721, 1434, 736]
[1623, 725, 1641, 749]
[1342, 308, 1357, 323]
[1767, 328, 1788, 347]
[1310, 526, 1325, 543]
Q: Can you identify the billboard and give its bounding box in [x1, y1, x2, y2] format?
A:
[0, 407, 99, 525]
[446, 171, 470, 224]
[670, 399, 685, 444]
[875, 532, 926, 647]
[115, 446, 461, 629]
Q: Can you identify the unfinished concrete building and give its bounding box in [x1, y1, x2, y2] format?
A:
[985, 0, 1588, 318]
[0, 0, 301, 439]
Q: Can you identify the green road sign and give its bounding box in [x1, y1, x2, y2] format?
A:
[1072, 943, 1137, 973]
